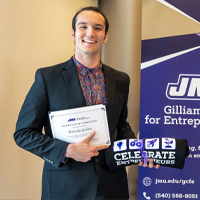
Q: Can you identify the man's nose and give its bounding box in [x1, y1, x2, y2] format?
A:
[86, 27, 94, 37]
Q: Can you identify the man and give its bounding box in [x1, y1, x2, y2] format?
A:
[14, 6, 158, 200]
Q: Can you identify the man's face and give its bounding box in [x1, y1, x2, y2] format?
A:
[71, 10, 108, 58]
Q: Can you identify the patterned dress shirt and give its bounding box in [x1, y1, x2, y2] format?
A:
[73, 55, 107, 106]
[61, 56, 107, 163]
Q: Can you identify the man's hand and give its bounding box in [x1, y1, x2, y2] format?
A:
[138, 158, 160, 169]
[65, 131, 109, 162]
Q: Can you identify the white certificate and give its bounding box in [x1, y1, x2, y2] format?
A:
[49, 104, 110, 146]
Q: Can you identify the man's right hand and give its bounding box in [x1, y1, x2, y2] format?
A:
[65, 131, 109, 162]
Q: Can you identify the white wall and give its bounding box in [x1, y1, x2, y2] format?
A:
[0, 0, 97, 199]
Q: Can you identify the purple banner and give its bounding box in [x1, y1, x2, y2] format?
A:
[138, 1, 200, 199]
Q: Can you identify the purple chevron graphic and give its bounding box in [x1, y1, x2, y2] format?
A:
[165, 0, 200, 22]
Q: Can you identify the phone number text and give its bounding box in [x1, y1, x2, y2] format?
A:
[155, 193, 198, 199]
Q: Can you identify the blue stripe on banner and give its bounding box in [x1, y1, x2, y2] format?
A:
[165, 0, 200, 22]
[141, 34, 200, 63]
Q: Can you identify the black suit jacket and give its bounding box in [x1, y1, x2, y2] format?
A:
[14, 57, 135, 200]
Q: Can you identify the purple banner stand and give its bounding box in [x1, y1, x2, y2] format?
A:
[138, 2, 200, 199]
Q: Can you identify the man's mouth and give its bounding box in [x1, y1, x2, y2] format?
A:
[83, 39, 97, 44]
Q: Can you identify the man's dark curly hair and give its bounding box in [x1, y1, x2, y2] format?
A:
[72, 6, 109, 34]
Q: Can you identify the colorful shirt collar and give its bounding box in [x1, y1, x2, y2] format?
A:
[72, 55, 103, 77]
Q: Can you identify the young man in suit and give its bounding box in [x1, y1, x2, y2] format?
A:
[14, 6, 158, 200]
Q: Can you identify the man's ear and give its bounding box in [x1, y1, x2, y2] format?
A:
[104, 32, 108, 44]
[71, 29, 75, 40]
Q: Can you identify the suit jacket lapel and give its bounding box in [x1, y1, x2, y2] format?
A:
[62, 58, 86, 107]
[61, 59, 116, 110]
[103, 64, 116, 113]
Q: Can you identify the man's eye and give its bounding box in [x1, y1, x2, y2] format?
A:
[95, 27, 102, 30]
[80, 26, 87, 29]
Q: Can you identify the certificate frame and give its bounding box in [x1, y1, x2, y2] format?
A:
[49, 104, 110, 146]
